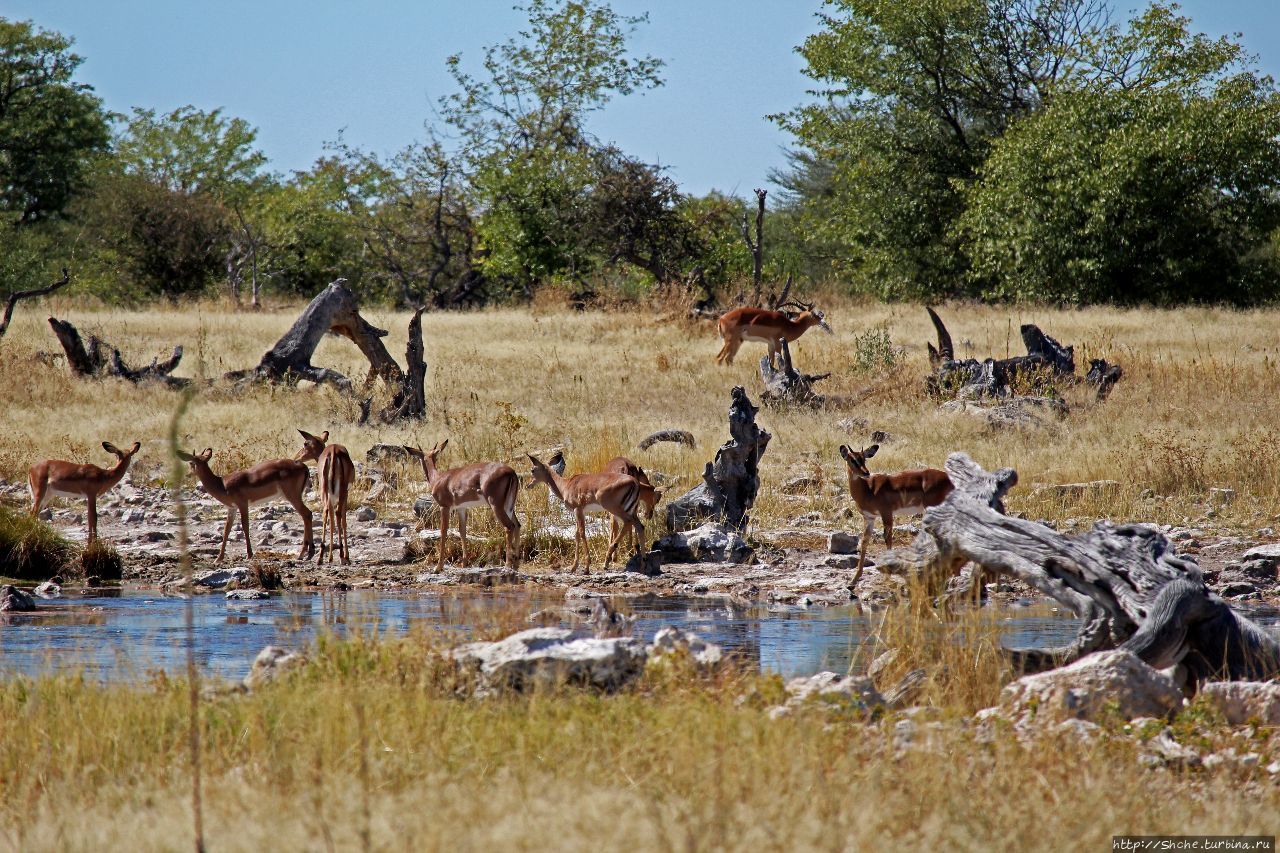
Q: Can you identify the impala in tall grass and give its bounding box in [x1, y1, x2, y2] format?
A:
[404, 440, 522, 572]
[28, 440, 141, 544]
[838, 444, 954, 583]
[714, 300, 831, 366]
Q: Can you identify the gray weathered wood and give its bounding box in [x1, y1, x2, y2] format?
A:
[759, 338, 830, 408]
[638, 429, 696, 450]
[48, 316, 187, 388]
[665, 386, 770, 532]
[877, 453, 1280, 681]
[0, 268, 70, 341]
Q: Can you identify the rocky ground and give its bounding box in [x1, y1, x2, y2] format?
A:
[4, 475, 1280, 610]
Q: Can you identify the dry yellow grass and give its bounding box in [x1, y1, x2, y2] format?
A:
[2, 296, 1279, 553]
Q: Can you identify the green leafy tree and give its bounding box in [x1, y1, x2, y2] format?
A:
[0, 18, 109, 226]
[958, 6, 1280, 303]
[439, 0, 664, 293]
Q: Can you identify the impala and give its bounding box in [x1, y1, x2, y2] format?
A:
[29, 440, 141, 544]
[548, 451, 662, 521]
[715, 302, 832, 366]
[838, 444, 954, 583]
[175, 446, 314, 562]
[404, 440, 522, 572]
[295, 429, 355, 565]
[528, 453, 645, 573]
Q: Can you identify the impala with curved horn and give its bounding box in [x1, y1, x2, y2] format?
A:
[29, 440, 141, 544]
[175, 446, 314, 562]
[714, 300, 832, 366]
[528, 453, 644, 573]
[838, 444, 954, 583]
[295, 429, 356, 565]
[404, 440, 522, 572]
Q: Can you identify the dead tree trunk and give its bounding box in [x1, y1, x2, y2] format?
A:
[877, 453, 1280, 682]
[760, 338, 831, 409]
[362, 306, 428, 424]
[666, 386, 771, 532]
[0, 268, 70, 342]
[225, 279, 402, 392]
[738, 189, 766, 305]
[48, 317, 187, 388]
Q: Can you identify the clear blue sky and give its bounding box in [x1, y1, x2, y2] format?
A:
[9, 1, 1280, 197]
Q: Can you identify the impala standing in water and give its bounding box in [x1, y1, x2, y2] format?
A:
[29, 440, 141, 544]
[295, 429, 356, 565]
[404, 440, 522, 572]
[715, 301, 831, 366]
[528, 453, 645, 573]
[838, 444, 954, 583]
[175, 446, 314, 562]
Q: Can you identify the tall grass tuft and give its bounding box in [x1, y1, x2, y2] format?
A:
[80, 538, 124, 580]
[0, 503, 77, 580]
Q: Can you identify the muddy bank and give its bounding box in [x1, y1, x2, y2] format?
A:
[3, 478, 1279, 608]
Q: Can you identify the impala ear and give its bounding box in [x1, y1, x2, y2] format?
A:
[175, 448, 194, 462]
[102, 441, 121, 456]
[864, 444, 879, 458]
[838, 445, 853, 463]
[201, 448, 213, 461]
[297, 429, 313, 442]
[320, 430, 329, 443]
[402, 445, 422, 458]
[129, 441, 141, 455]
[438, 438, 448, 454]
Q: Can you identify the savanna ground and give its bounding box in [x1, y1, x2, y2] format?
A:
[1, 294, 1279, 850]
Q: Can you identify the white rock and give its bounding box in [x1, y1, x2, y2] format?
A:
[226, 589, 269, 601]
[647, 627, 723, 667]
[354, 506, 376, 522]
[1198, 681, 1280, 726]
[33, 580, 62, 598]
[653, 523, 753, 563]
[998, 649, 1183, 725]
[243, 645, 306, 689]
[775, 670, 884, 715]
[450, 627, 648, 692]
[193, 567, 249, 589]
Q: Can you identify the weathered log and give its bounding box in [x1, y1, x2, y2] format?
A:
[226, 279, 402, 391]
[48, 317, 188, 388]
[366, 306, 428, 423]
[759, 339, 831, 409]
[0, 268, 70, 341]
[665, 386, 770, 532]
[1086, 358, 1124, 401]
[638, 429, 696, 450]
[877, 453, 1280, 682]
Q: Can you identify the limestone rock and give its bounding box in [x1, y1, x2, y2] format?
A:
[226, 589, 270, 601]
[769, 671, 885, 718]
[354, 505, 377, 522]
[647, 627, 723, 667]
[653, 522, 753, 564]
[827, 531, 859, 555]
[243, 645, 307, 689]
[1198, 681, 1280, 726]
[33, 580, 62, 598]
[998, 649, 1183, 725]
[0, 585, 36, 612]
[450, 627, 648, 693]
[192, 567, 248, 589]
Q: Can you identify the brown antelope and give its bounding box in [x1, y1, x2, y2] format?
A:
[838, 444, 954, 583]
[714, 302, 832, 366]
[528, 453, 645, 573]
[29, 440, 142, 544]
[548, 450, 663, 526]
[404, 440, 522, 572]
[175, 447, 314, 562]
[295, 430, 355, 565]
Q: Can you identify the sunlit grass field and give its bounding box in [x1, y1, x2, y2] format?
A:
[2, 294, 1279, 549]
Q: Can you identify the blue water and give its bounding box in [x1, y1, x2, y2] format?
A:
[0, 587, 1104, 682]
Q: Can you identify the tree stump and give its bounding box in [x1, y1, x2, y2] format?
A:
[876, 453, 1280, 682]
[665, 386, 771, 532]
[48, 317, 187, 388]
[759, 339, 830, 408]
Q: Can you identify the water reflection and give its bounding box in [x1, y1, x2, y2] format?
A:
[4, 588, 1268, 683]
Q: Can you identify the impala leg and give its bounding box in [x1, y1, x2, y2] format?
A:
[491, 501, 521, 571]
[438, 510, 450, 572]
[217, 510, 234, 563]
[86, 495, 98, 545]
[575, 509, 587, 573]
[633, 515, 645, 557]
[604, 515, 622, 568]
[284, 491, 314, 561]
[853, 517, 874, 585]
[458, 509, 469, 567]
[338, 491, 350, 565]
[882, 512, 894, 549]
[28, 472, 46, 519]
[239, 501, 253, 560]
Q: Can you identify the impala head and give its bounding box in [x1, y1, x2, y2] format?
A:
[838, 444, 879, 477]
[103, 441, 142, 463]
[527, 454, 559, 490]
[806, 308, 832, 335]
[175, 447, 214, 471]
[295, 429, 330, 462]
[403, 440, 447, 479]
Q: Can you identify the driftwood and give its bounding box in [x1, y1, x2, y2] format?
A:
[925, 307, 1121, 401]
[760, 338, 831, 408]
[226, 279, 402, 391]
[0, 268, 70, 341]
[665, 386, 771, 532]
[48, 317, 188, 388]
[877, 453, 1280, 682]
[360, 306, 428, 424]
[638, 430, 696, 450]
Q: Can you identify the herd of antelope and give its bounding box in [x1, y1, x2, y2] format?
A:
[26, 303, 955, 575]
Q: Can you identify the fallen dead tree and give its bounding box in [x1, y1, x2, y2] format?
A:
[224, 280, 427, 423]
[925, 307, 1121, 401]
[876, 453, 1280, 683]
[0, 268, 70, 342]
[48, 317, 188, 388]
[759, 339, 831, 408]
